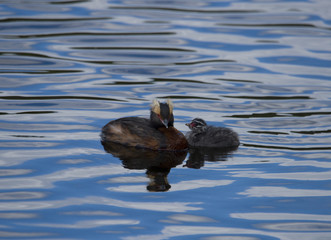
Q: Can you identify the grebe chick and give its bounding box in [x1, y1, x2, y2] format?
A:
[101, 99, 188, 151]
[185, 118, 240, 148]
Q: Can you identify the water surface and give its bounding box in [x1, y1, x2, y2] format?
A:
[0, 0, 331, 239]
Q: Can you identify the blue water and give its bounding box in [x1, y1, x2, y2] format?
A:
[1, 0, 331, 239]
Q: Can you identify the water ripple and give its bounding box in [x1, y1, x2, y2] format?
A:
[0, 0, 331, 239]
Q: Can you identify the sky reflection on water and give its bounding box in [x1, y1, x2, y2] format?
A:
[0, 0, 331, 239]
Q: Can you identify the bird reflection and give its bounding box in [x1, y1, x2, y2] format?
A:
[101, 141, 187, 192]
[184, 146, 238, 169]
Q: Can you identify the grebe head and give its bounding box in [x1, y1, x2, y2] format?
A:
[150, 99, 174, 128]
[186, 118, 207, 133]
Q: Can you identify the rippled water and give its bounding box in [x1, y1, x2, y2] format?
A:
[1, 0, 331, 239]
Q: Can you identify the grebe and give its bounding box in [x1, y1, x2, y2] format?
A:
[101, 99, 188, 151]
[185, 118, 240, 148]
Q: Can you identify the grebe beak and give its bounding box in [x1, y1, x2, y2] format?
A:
[162, 119, 169, 128]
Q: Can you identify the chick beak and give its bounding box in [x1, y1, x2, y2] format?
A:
[185, 123, 189, 126]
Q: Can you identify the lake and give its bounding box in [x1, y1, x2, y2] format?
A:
[0, 0, 331, 239]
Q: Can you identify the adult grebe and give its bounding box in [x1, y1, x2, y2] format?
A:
[101, 99, 188, 151]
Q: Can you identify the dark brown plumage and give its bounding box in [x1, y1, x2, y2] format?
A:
[101, 99, 188, 151]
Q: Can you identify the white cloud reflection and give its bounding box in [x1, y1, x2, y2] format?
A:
[0, 163, 129, 190]
[107, 179, 234, 193]
[0, 196, 201, 213]
[0, 148, 103, 167]
[22, 219, 139, 229]
[122, 225, 331, 240]
[230, 170, 331, 181]
[166, 213, 216, 223]
[170, 179, 234, 191]
[231, 212, 331, 221]
[238, 186, 331, 197]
